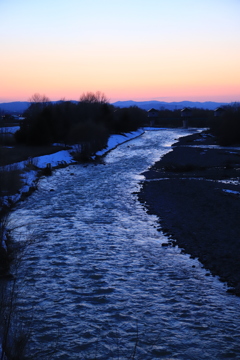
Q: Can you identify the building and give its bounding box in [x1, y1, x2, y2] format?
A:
[147, 108, 159, 126]
[181, 107, 192, 118]
[181, 108, 192, 128]
[214, 107, 225, 117]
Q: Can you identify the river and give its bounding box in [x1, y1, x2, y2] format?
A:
[9, 129, 240, 359]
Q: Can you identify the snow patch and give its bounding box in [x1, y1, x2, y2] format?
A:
[222, 189, 240, 196]
[95, 129, 144, 156]
[0, 126, 20, 134]
[35, 150, 75, 168]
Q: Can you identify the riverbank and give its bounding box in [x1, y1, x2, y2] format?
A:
[138, 131, 240, 295]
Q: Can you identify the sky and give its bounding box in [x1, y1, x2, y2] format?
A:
[0, 0, 240, 103]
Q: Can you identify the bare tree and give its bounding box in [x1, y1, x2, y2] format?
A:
[29, 93, 50, 105]
[79, 91, 109, 104]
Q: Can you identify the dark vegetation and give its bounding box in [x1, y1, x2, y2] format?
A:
[209, 104, 240, 145]
[14, 92, 146, 159]
[154, 104, 240, 146]
[1, 95, 240, 160]
[152, 107, 214, 128]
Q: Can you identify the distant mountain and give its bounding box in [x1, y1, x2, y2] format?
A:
[0, 101, 30, 114]
[0, 100, 230, 114]
[112, 100, 229, 111]
[0, 100, 77, 114]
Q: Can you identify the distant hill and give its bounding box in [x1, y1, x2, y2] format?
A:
[112, 100, 229, 111]
[0, 101, 77, 114]
[0, 101, 30, 114]
[0, 100, 230, 114]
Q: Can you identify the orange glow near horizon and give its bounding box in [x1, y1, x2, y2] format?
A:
[1, 46, 239, 103]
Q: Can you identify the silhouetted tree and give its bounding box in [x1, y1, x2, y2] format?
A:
[68, 121, 109, 159]
[79, 91, 109, 104]
[215, 104, 240, 145]
[15, 93, 147, 155]
[112, 106, 146, 133]
[26, 93, 51, 119]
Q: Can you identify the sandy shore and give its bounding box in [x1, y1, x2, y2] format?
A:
[138, 131, 240, 295]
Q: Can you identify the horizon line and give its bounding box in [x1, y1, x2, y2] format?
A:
[0, 99, 238, 104]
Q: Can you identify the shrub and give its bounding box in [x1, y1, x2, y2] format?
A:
[211, 105, 240, 146]
[0, 165, 23, 197]
[69, 121, 109, 159]
[15, 93, 146, 151]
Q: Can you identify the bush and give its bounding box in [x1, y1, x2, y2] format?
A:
[0, 165, 23, 197]
[211, 105, 240, 146]
[15, 93, 146, 153]
[111, 106, 146, 133]
[69, 121, 109, 159]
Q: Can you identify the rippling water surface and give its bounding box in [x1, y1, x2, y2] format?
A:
[10, 129, 240, 359]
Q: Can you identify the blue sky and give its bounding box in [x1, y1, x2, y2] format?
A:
[1, 0, 240, 102]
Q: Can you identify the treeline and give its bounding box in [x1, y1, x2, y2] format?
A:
[154, 108, 214, 128]
[14, 94, 240, 152]
[15, 92, 146, 158]
[155, 104, 240, 145]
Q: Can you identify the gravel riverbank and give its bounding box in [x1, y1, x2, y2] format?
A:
[138, 131, 240, 295]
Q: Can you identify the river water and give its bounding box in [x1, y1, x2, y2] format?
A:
[9, 129, 240, 359]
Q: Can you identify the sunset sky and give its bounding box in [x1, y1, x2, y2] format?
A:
[1, 0, 240, 103]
